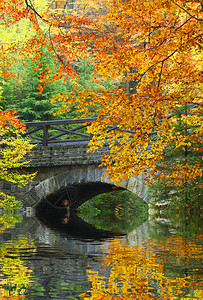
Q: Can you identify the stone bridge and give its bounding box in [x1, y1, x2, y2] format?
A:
[1, 142, 150, 212]
[1, 118, 151, 212]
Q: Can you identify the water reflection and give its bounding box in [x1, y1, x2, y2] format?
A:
[77, 190, 148, 234]
[37, 207, 117, 240]
[0, 237, 36, 298]
[80, 236, 203, 299]
[0, 209, 202, 299]
[0, 213, 120, 299]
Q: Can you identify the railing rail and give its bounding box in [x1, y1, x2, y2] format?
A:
[21, 118, 158, 146]
[22, 118, 97, 146]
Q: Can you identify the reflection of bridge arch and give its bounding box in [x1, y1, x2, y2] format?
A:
[3, 215, 150, 300]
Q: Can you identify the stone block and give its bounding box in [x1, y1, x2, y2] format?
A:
[25, 188, 39, 202]
[94, 167, 103, 182]
[140, 184, 147, 199]
[87, 165, 96, 182]
[22, 193, 37, 206]
[78, 167, 88, 183]
[127, 177, 136, 192]
[137, 178, 144, 198]
[120, 178, 129, 189]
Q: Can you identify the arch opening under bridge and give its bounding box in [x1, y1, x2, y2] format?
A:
[21, 163, 149, 213]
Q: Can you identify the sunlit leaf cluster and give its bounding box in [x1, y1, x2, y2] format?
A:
[0, 109, 36, 209]
[0, 209, 22, 232]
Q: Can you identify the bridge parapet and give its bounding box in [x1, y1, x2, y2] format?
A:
[27, 143, 109, 167]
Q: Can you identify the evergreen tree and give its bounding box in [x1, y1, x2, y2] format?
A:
[0, 48, 67, 121]
[0, 55, 117, 121]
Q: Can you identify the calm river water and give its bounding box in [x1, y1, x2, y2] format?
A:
[0, 208, 202, 299]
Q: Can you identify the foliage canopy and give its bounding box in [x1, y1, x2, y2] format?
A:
[0, 0, 202, 186]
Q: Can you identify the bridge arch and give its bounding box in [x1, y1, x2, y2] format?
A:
[21, 164, 149, 210]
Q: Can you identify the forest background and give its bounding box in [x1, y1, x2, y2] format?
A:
[0, 0, 202, 218]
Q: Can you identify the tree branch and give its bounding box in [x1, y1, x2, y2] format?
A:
[157, 61, 164, 91]
[141, 50, 177, 79]
[171, 0, 203, 21]
[24, 0, 49, 22]
[174, 16, 193, 31]
[48, 25, 69, 72]
[197, 0, 203, 7]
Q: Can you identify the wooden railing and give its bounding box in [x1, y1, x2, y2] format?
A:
[22, 118, 97, 146]
[21, 118, 158, 146]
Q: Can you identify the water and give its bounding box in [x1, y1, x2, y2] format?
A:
[0, 211, 202, 299]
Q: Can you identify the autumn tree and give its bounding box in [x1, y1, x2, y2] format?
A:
[0, 0, 202, 187]
[0, 109, 35, 209]
[49, 0, 203, 187]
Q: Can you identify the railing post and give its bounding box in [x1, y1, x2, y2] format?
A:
[43, 125, 48, 146]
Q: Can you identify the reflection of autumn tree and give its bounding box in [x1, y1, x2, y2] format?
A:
[80, 236, 202, 299]
[151, 235, 203, 299]
[0, 238, 36, 298]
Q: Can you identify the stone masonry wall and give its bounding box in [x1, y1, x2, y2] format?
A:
[27, 144, 109, 167]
